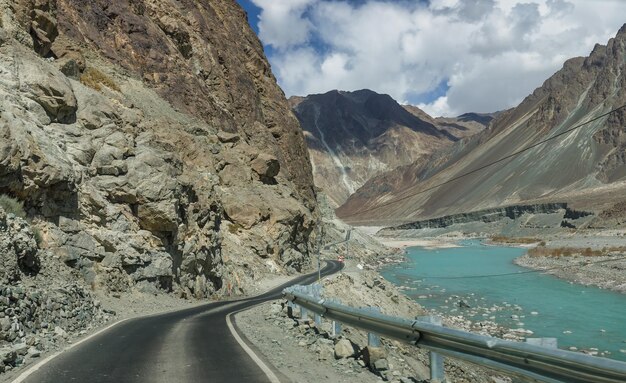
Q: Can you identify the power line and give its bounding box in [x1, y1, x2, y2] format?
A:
[342, 104, 626, 220]
[397, 255, 626, 280]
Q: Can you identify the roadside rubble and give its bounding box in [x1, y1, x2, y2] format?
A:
[237, 266, 512, 383]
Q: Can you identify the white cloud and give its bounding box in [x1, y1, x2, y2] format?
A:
[253, 0, 318, 47]
[419, 96, 453, 117]
[251, 0, 626, 117]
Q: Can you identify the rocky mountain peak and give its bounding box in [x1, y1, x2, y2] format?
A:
[296, 89, 453, 143]
[293, 89, 490, 207]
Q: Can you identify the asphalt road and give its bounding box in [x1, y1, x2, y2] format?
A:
[20, 261, 343, 383]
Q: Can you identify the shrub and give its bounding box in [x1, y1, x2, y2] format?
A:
[490, 236, 541, 244]
[528, 246, 625, 257]
[80, 67, 121, 92]
[0, 195, 46, 248]
[228, 222, 243, 234]
[0, 194, 26, 218]
[32, 227, 44, 248]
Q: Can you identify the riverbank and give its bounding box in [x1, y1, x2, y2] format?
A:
[514, 254, 626, 294]
[495, 232, 626, 294]
[375, 237, 461, 249]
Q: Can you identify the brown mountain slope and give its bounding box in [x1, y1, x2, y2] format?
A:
[0, 0, 317, 298]
[338, 25, 626, 225]
[291, 89, 489, 207]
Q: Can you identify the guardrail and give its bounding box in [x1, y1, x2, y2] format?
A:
[283, 285, 626, 383]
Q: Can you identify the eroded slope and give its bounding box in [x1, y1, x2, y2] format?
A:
[339, 25, 626, 225]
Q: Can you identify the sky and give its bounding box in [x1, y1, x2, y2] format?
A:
[236, 0, 625, 117]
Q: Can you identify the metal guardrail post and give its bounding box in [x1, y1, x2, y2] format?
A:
[287, 300, 295, 318]
[314, 313, 322, 326]
[312, 284, 323, 326]
[327, 298, 342, 336]
[366, 307, 381, 347]
[332, 320, 342, 337]
[418, 316, 445, 383]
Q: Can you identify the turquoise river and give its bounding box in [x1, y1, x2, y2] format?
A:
[380, 240, 626, 361]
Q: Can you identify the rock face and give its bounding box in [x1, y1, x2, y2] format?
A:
[339, 25, 626, 224]
[291, 90, 471, 207]
[0, 208, 109, 373]
[0, 0, 318, 299]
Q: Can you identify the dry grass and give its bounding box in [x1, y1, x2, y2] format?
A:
[0, 194, 26, 218]
[528, 246, 626, 257]
[228, 222, 243, 234]
[0, 195, 45, 247]
[80, 67, 120, 92]
[490, 236, 542, 244]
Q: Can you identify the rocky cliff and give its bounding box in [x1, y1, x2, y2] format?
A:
[0, 0, 319, 300]
[291, 90, 488, 207]
[338, 25, 626, 225]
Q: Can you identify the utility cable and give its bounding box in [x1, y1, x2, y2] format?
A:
[342, 104, 626, 220]
[397, 255, 626, 280]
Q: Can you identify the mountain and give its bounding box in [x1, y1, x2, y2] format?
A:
[0, 0, 318, 301]
[338, 25, 626, 225]
[403, 106, 498, 139]
[291, 89, 489, 207]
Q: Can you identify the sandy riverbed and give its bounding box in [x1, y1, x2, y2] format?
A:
[375, 237, 461, 249]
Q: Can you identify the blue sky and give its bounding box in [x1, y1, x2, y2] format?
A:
[237, 0, 261, 34]
[236, 0, 624, 116]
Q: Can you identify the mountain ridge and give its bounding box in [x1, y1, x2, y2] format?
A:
[291, 89, 490, 207]
[337, 25, 626, 225]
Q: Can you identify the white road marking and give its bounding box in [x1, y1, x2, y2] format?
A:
[226, 307, 281, 383]
[224, 261, 340, 383]
[12, 318, 131, 383]
[12, 262, 337, 383]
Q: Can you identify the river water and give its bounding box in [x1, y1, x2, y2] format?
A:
[380, 240, 626, 361]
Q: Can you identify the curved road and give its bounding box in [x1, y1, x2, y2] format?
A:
[20, 261, 343, 383]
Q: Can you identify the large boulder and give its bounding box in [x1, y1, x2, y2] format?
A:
[136, 201, 180, 233]
[362, 346, 387, 367]
[221, 191, 267, 229]
[251, 153, 280, 180]
[334, 338, 356, 359]
[30, 8, 59, 56]
[0, 106, 79, 215]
